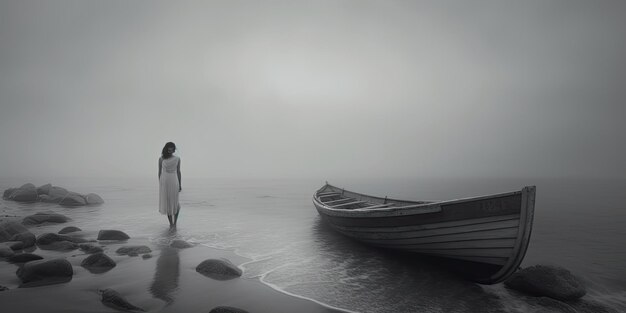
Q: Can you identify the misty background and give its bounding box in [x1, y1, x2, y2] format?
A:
[1, 0, 625, 179]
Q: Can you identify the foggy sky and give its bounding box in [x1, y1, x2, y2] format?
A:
[1, 0, 625, 179]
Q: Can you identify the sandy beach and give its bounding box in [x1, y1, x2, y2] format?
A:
[0, 213, 346, 313]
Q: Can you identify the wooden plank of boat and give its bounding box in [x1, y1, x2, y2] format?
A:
[323, 198, 356, 205]
[312, 183, 536, 284]
[329, 200, 368, 208]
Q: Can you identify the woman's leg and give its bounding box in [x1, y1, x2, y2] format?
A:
[174, 211, 180, 226]
[167, 215, 173, 226]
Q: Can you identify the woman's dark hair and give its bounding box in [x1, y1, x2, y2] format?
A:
[161, 142, 176, 159]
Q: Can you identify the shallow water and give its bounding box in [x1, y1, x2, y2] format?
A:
[1, 176, 625, 312]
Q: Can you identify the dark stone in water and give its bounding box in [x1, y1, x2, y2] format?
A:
[116, 245, 151, 256]
[22, 212, 70, 226]
[0, 246, 14, 257]
[85, 193, 104, 205]
[505, 265, 586, 301]
[8, 253, 44, 264]
[16, 258, 73, 288]
[10, 231, 36, 249]
[0, 221, 30, 241]
[4, 184, 38, 202]
[196, 258, 242, 281]
[209, 306, 249, 313]
[0, 285, 8, 292]
[99, 288, 145, 312]
[81, 253, 116, 273]
[79, 244, 104, 254]
[97, 230, 130, 241]
[36, 184, 52, 195]
[36, 233, 87, 245]
[59, 226, 82, 234]
[59, 192, 86, 206]
[142, 254, 152, 259]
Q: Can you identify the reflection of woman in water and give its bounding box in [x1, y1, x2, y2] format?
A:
[158, 142, 181, 227]
[150, 230, 180, 305]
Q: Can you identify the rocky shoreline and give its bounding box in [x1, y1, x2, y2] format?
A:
[0, 184, 347, 313]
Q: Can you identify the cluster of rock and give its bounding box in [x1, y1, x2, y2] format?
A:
[3, 183, 103, 206]
[1, 215, 250, 313]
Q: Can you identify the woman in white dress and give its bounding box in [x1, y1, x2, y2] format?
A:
[159, 142, 181, 227]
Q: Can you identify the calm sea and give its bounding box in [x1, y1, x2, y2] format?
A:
[1, 176, 625, 312]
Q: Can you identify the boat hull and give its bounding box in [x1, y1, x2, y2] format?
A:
[313, 184, 535, 284]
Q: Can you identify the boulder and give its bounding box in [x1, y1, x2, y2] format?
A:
[116, 246, 151, 256]
[6, 184, 38, 202]
[79, 244, 104, 254]
[16, 258, 73, 287]
[3, 188, 16, 199]
[8, 253, 44, 264]
[505, 265, 587, 301]
[42, 186, 69, 203]
[170, 239, 193, 249]
[0, 221, 30, 241]
[85, 193, 104, 205]
[41, 241, 79, 251]
[0, 246, 14, 257]
[36, 233, 87, 245]
[196, 258, 242, 281]
[81, 253, 116, 273]
[59, 226, 82, 234]
[209, 307, 249, 313]
[59, 192, 87, 206]
[97, 230, 130, 241]
[10, 231, 36, 249]
[0, 285, 8, 292]
[142, 254, 152, 259]
[99, 288, 145, 312]
[5, 240, 24, 250]
[36, 184, 52, 195]
[22, 212, 70, 226]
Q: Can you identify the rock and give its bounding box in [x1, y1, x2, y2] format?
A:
[170, 239, 193, 249]
[22, 212, 70, 225]
[79, 244, 103, 254]
[196, 258, 242, 280]
[505, 265, 587, 301]
[0, 285, 8, 292]
[41, 241, 79, 251]
[36, 233, 87, 245]
[6, 184, 38, 202]
[0, 221, 30, 241]
[0, 246, 15, 257]
[209, 307, 249, 313]
[10, 231, 36, 249]
[116, 245, 151, 256]
[99, 288, 145, 312]
[5, 240, 24, 250]
[59, 226, 82, 234]
[85, 193, 104, 205]
[16, 258, 73, 287]
[81, 253, 116, 273]
[8, 253, 44, 264]
[37, 184, 52, 195]
[142, 254, 152, 259]
[59, 192, 87, 206]
[39, 186, 69, 203]
[3, 188, 16, 199]
[97, 230, 130, 241]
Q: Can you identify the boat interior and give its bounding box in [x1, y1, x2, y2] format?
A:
[315, 189, 431, 211]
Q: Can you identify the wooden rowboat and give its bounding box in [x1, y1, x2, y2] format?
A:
[312, 183, 536, 284]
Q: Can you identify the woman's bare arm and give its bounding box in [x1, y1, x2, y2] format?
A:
[158, 157, 162, 180]
[177, 158, 182, 191]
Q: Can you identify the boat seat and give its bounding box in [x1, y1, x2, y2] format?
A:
[329, 201, 367, 208]
[323, 198, 355, 205]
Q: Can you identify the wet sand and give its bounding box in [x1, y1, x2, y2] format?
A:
[0, 215, 347, 313]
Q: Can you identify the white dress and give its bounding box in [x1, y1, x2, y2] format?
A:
[159, 156, 180, 215]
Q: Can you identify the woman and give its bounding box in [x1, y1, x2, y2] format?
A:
[159, 142, 181, 227]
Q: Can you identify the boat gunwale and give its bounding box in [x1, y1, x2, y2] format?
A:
[313, 183, 525, 218]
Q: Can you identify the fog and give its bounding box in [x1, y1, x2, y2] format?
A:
[1, 0, 625, 179]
